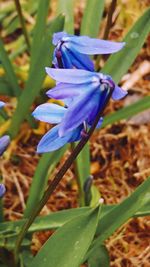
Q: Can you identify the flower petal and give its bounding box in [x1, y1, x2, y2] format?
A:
[65, 36, 125, 55]
[45, 67, 98, 84]
[0, 135, 10, 156]
[59, 90, 97, 136]
[46, 82, 92, 100]
[0, 101, 5, 109]
[96, 117, 103, 129]
[0, 184, 6, 198]
[112, 85, 128, 100]
[37, 125, 77, 153]
[69, 46, 94, 71]
[52, 31, 68, 45]
[32, 103, 66, 124]
[61, 46, 73, 68]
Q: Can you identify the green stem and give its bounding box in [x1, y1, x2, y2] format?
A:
[14, 0, 30, 51]
[14, 91, 112, 265]
[95, 0, 117, 70]
[71, 143, 85, 206]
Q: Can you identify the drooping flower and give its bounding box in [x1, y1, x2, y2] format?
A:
[32, 103, 83, 153]
[52, 32, 125, 70]
[46, 68, 128, 137]
[0, 184, 6, 198]
[32, 103, 105, 153]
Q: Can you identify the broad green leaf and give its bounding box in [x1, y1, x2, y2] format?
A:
[86, 176, 150, 260]
[0, 200, 150, 237]
[30, 0, 51, 74]
[57, 0, 74, 34]
[102, 96, 150, 128]
[88, 244, 110, 267]
[8, 15, 65, 138]
[0, 38, 20, 96]
[103, 8, 150, 83]
[81, 0, 105, 37]
[30, 206, 100, 267]
[24, 146, 67, 218]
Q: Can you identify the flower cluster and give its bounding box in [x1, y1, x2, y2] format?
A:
[33, 32, 127, 153]
[0, 101, 10, 197]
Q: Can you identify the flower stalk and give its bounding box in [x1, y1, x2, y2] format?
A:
[14, 88, 113, 265]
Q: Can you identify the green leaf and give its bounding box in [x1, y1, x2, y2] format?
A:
[81, 0, 105, 37]
[30, 0, 51, 74]
[72, 143, 91, 206]
[1, 199, 149, 237]
[30, 206, 100, 267]
[86, 176, 150, 260]
[24, 146, 67, 218]
[0, 38, 20, 96]
[8, 14, 65, 138]
[103, 8, 150, 83]
[57, 0, 74, 34]
[88, 244, 110, 267]
[0, 78, 14, 96]
[102, 96, 150, 128]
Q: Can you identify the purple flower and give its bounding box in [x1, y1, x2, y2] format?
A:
[0, 184, 6, 198]
[53, 32, 125, 70]
[0, 135, 10, 156]
[46, 68, 128, 137]
[32, 103, 83, 153]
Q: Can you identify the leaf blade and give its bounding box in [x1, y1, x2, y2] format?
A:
[30, 207, 100, 267]
[103, 8, 150, 83]
[81, 0, 105, 37]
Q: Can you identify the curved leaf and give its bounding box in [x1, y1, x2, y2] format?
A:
[30, 207, 100, 267]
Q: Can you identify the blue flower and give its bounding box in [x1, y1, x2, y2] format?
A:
[46, 68, 128, 137]
[32, 103, 83, 153]
[0, 184, 6, 198]
[53, 32, 125, 70]
[0, 101, 5, 108]
[0, 102, 10, 155]
[0, 135, 10, 156]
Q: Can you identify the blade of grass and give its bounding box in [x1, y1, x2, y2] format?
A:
[80, 0, 105, 37]
[57, 0, 74, 34]
[98, 8, 150, 129]
[103, 8, 150, 83]
[72, 143, 91, 206]
[8, 14, 65, 138]
[0, 200, 149, 236]
[24, 146, 67, 218]
[14, 0, 30, 50]
[29, 0, 51, 74]
[0, 38, 20, 96]
[86, 176, 150, 260]
[0, 39, 35, 126]
[0, 79, 14, 96]
[102, 95, 150, 128]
